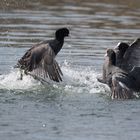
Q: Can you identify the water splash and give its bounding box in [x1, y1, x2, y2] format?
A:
[0, 69, 40, 90]
[0, 62, 108, 94]
[61, 61, 109, 94]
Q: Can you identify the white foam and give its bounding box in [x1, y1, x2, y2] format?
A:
[0, 69, 40, 90]
[61, 61, 108, 94]
[0, 62, 108, 94]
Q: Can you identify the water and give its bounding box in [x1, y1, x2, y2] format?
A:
[0, 0, 140, 140]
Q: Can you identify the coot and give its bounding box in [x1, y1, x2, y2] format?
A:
[114, 38, 140, 72]
[16, 28, 69, 82]
[98, 38, 140, 85]
[100, 49, 140, 99]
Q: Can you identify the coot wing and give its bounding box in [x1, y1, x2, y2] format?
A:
[109, 67, 139, 99]
[17, 40, 49, 69]
[128, 66, 140, 91]
[123, 38, 140, 71]
[111, 75, 134, 99]
[30, 45, 63, 82]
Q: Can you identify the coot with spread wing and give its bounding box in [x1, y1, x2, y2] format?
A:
[98, 38, 140, 85]
[16, 28, 69, 82]
[102, 49, 140, 99]
[114, 38, 140, 72]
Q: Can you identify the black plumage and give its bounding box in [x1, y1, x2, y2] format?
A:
[114, 38, 140, 72]
[16, 28, 69, 82]
[102, 49, 140, 99]
[114, 42, 129, 68]
[98, 38, 140, 85]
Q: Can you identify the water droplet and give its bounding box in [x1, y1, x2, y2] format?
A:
[42, 124, 46, 127]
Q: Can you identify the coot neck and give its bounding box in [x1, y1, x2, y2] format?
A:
[50, 38, 64, 55]
[110, 58, 116, 66]
[116, 52, 124, 66]
[106, 57, 116, 66]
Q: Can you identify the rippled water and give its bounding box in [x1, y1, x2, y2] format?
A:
[0, 0, 140, 140]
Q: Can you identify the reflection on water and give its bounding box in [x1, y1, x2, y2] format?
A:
[0, 0, 140, 140]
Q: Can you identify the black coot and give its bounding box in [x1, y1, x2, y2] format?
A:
[114, 38, 140, 72]
[98, 38, 140, 85]
[16, 28, 69, 82]
[102, 49, 140, 99]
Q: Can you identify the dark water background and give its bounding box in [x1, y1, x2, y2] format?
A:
[0, 0, 140, 140]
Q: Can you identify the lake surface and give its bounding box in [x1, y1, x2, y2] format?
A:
[0, 0, 140, 140]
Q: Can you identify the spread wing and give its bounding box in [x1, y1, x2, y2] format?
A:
[110, 67, 140, 99]
[17, 43, 63, 82]
[111, 76, 134, 99]
[29, 45, 63, 82]
[128, 66, 140, 91]
[30, 59, 63, 82]
[122, 38, 140, 71]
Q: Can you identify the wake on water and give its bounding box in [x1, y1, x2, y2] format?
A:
[0, 62, 109, 95]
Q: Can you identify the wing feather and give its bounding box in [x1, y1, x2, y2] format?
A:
[123, 38, 140, 71]
[111, 76, 133, 99]
[18, 43, 63, 82]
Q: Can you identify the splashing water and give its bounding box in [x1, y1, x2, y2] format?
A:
[0, 62, 109, 95]
[0, 69, 40, 90]
[62, 62, 110, 94]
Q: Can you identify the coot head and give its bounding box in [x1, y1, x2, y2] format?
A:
[114, 42, 129, 56]
[55, 28, 69, 40]
[105, 49, 116, 65]
[114, 42, 129, 67]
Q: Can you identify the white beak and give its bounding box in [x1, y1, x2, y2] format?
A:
[104, 53, 107, 57]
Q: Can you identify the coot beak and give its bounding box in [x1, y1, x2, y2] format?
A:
[104, 53, 107, 57]
[114, 42, 121, 50]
